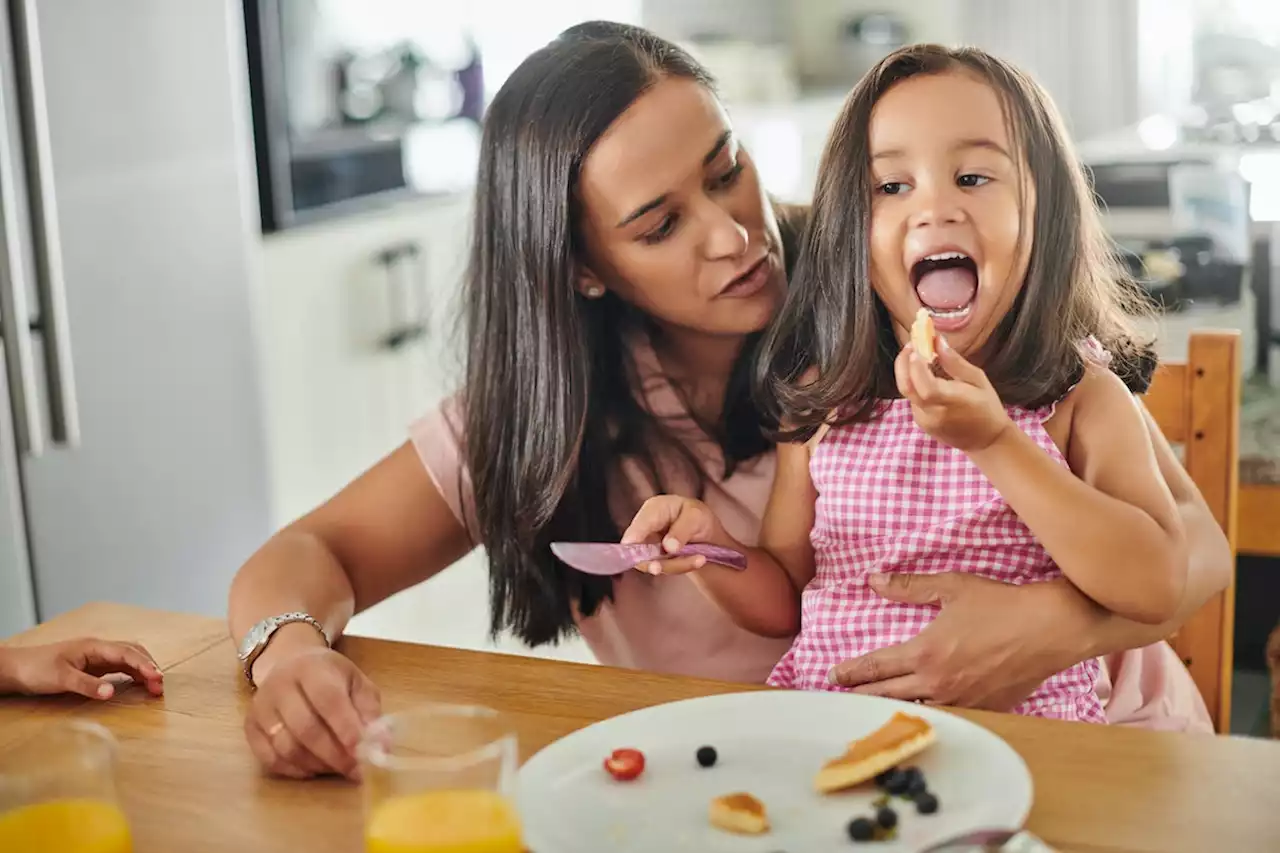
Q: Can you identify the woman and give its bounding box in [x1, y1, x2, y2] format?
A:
[228, 22, 1228, 780]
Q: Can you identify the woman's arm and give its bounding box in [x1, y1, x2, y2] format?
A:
[970, 366, 1188, 624]
[620, 440, 817, 638]
[227, 441, 473, 684]
[231, 440, 475, 780]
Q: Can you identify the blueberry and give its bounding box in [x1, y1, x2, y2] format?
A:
[876, 806, 898, 830]
[883, 769, 910, 796]
[847, 817, 875, 842]
[916, 791, 940, 815]
[695, 745, 717, 768]
[904, 773, 927, 798]
[873, 769, 893, 787]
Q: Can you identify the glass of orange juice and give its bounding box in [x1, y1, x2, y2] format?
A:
[359, 703, 523, 853]
[0, 720, 133, 853]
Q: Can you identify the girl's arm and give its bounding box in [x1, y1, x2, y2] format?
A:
[969, 365, 1188, 624]
[620, 440, 818, 638]
[759, 438, 819, 591]
[824, 400, 1230, 708]
[1074, 400, 1231, 650]
[901, 342, 1187, 626]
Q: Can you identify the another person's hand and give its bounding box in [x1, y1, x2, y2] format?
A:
[621, 495, 740, 575]
[828, 573, 1102, 710]
[244, 647, 381, 780]
[0, 638, 164, 699]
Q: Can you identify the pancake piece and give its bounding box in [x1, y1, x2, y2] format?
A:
[814, 711, 936, 794]
[912, 308, 936, 362]
[709, 792, 770, 835]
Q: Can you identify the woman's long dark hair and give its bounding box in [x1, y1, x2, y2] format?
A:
[462, 21, 801, 646]
[757, 44, 1156, 439]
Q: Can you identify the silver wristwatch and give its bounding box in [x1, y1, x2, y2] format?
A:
[237, 612, 330, 687]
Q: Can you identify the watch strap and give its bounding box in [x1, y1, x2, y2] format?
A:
[240, 612, 330, 687]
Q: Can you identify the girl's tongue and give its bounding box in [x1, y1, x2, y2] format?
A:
[916, 266, 977, 311]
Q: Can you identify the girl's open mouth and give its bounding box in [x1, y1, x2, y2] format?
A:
[911, 251, 978, 331]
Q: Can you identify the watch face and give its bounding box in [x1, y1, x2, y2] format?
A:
[238, 621, 271, 659]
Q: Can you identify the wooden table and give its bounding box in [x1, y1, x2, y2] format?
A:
[3, 604, 1280, 853]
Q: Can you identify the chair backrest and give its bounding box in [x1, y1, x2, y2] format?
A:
[1142, 330, 1240, 733]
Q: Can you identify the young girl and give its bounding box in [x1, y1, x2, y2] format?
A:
[621, 44, 1188, 723]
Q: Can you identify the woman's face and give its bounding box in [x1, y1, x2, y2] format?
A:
[576, 78, 786, 339]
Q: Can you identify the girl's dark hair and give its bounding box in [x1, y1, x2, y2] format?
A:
[462, 21, 802, 646]
[757, 44, 1156, 438]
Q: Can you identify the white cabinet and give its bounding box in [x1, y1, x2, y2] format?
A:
[255, 196, 471, 525]
[255, 197, 595, 664]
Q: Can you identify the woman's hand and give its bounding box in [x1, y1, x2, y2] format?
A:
[244, 647, 381, 780]
[896, 338, 1012, 453]
[620, 496, 740, 575]
[827, 572, 1104, 710]
[0, 638, 164, 700]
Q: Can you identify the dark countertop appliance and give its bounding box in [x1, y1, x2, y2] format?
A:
[243, 1, 484, 232]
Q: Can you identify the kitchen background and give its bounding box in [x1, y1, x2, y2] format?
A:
[1, 0, 1277, 734]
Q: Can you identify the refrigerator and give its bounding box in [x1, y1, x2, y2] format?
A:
[0, 0, 274, 637]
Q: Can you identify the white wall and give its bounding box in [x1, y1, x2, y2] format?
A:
[788, 0, 962, 86]
[642, 0, 785, 44]
[957, 0, 1142, 142]
[645, 0, 1156, 145]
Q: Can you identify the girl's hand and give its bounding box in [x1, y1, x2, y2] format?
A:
[0, 638, 164, 700]
[894, 336, 1012, 453]
[620, 496, 739, 575]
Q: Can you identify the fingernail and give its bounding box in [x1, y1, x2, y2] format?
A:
[663, 536, 679, 553]
[96, 683, 113, 699]
[693, 555, 706, 568]
[647, 562, 662, 575]
[939, 335, 951, 350]
[868, 573, 888, 589]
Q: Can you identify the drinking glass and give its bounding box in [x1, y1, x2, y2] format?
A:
[0, 720, 133, 853]
[359, 703, 523, 853]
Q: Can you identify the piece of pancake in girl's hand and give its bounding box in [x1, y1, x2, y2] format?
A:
[911, 308, 936, 363]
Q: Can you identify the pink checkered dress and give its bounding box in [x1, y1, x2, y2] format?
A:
[767, 397, 1106, 724]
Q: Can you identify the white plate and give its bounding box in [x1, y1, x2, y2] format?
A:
[517, 690, 1031, 852]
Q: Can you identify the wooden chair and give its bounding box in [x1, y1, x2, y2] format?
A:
[1142, 330, 1241, 733]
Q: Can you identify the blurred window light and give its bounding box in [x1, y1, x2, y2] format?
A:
[1238, 152, 1280, 222]
[737, 117, 803, 201]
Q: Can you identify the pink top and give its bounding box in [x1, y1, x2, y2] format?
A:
[768, 399, 1104, 723]
[408, 336, 1211, 732]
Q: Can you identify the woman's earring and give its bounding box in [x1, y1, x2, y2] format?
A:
[585, 285, 605, 299]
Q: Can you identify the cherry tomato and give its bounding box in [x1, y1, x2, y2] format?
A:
[603, 747, 645, 781]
